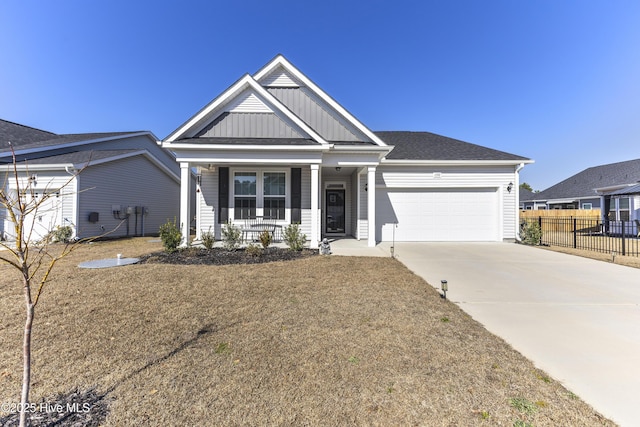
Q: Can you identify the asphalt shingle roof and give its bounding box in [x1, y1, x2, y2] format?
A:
[19, 150, 141, 165]
[374, 131, 530, 161]
[523, 158, 640, 202]
[0, 119, 144, 153]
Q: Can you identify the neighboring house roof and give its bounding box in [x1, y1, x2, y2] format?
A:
[0, 119, 57, 145]
[16, 149, 140, 165]
[375, 131, 530, 162]
[519, 187, 535, 201]
[609, 183, 640, 196]
[525, 158, 640, 202]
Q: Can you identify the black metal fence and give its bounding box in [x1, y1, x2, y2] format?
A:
[521, 217, 640, 257]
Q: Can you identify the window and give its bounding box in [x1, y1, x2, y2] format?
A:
[608, 197, 631, 221]
[582, 203, 593, 210]
[232, 170, 287, 220]
[234, 172, 256, 219]
[619, 197, 630, 221]
[263, 172, 285, 219]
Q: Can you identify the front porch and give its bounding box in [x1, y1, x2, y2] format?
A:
[181, 162, 380, 249]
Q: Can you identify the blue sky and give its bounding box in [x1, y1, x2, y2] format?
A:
[1, 0, 639, 190]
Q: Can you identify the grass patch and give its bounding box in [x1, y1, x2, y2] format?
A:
[0, 238, 614, 426]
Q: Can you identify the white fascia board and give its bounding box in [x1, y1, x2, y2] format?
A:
[0, 164, 70, 172]
[0, 131, 157, 158]
[546, 198, 579, 204]
[330, 145, 392, 153]
[163, 75, 329, 145]
[594, 184, 635, 194]
[253, 55, 388, 147]
[176, 157, 323, 165]
[381, 159, 533, 166]
[164, 143, 329, 152]
[164, 74, 255, 142]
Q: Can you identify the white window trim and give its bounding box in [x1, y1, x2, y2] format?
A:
[582, 203, 593, 210]
[230, 168, 289, 222]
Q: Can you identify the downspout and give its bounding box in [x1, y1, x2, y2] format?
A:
[514, 163, 525, 242]
[64, 166, 79, 239]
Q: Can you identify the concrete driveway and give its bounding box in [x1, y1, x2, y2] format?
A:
[385, 242, 640, 427]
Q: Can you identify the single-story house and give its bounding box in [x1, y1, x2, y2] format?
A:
[521, 158, 640, 216]
[0, 119, 182, 241]
[162, 55, 532, 248]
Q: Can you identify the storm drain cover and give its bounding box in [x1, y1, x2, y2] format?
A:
[78, 257, 140, 269]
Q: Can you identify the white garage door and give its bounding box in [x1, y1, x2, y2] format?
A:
[376, 188, 499, 242]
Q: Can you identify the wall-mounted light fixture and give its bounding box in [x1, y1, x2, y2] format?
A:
[196, 173, 202, 186]
[365, 183, 368, 192]
[335, 167, 341, 172]
[507, 182, 513, 193]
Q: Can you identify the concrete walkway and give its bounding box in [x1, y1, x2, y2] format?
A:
[330, 240, 640, 426]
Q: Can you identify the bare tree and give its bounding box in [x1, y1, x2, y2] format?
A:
[0, 143, 118, 427]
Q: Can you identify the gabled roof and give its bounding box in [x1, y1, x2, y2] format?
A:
[525, 158, 640, 202]
[376, 131, 531, 162]
[163, 55, 387, 149]
[0, 118, 153, 159]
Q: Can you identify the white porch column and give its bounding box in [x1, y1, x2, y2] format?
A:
[180, 162, 192, 247]
[310, 164, 320, 248]
[367, 166, 376, 247]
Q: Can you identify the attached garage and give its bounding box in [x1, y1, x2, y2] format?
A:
[376, 187, 500, 242]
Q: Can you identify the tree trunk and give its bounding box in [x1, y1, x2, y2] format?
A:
[20, 301, 34, 427]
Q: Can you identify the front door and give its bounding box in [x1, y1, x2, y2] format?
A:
[325, 189, 345, 234]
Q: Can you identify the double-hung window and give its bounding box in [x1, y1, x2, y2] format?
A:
[234, 172, 256, 219]
[263, 172, 285, 219]
[233, 170, 286, 220]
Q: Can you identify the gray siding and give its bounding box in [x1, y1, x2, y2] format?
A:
[77, 155, 180, 239]
[268, 87, 366, 142]
[196, 112, 304, 139]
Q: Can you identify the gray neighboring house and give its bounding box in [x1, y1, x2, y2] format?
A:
[0, 119, 181, 241]
[162, 54, 533, 247]
[520, 158, 640, 229]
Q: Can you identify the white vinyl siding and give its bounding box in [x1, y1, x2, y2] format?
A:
[4, 171, 76, 241]
[376, 165, 518, 242]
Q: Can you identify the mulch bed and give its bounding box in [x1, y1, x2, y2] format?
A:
[139, 247, 319, 265]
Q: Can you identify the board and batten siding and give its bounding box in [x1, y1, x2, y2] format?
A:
[268, 87, 366, 142]
[77, 155, 179, 239]
[377, 165, 519, 241]
[196, 112, 304, 139]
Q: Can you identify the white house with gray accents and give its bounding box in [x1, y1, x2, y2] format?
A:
[162, 55, 532, 248]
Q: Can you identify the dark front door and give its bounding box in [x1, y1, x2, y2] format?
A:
[325, 189, 345, 234]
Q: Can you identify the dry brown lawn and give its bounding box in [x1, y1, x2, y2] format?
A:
[0, 238, 615, 426]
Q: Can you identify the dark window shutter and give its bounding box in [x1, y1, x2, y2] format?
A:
[291, 168, 301, 223]
[218, 167, 229, 223]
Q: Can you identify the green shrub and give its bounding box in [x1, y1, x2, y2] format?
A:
[259, 230, 272, 249]
[201, 227, 215, 249]
[246, 243, 262, 257]
[221, 221, 242, 251]
[283, 223, 306, 251]
[520, 221, 542, 245]
[159, 218, 182, 253]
